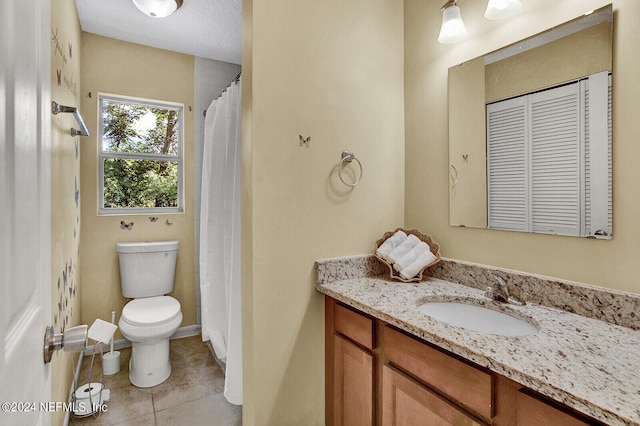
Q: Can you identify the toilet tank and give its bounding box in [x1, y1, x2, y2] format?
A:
[116, 241, 179, 298]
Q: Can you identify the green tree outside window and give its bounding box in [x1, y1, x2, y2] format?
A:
[99, 95, 183, 213]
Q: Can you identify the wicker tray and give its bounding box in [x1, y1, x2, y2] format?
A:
[374, 228, 441, 283]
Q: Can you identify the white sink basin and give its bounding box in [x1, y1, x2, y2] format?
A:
[418, 301, 539, 336]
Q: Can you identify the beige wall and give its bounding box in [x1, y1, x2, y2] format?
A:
[50, 0, 83, 423]
[243, 0, 405, 423]
[80, 33, 196, 339]
[405, 0, 640, 293]
[485, 21, 612, 103]
[448, 56, 486, 228]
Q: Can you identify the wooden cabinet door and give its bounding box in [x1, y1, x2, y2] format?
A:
[380, 325, 493, 421]
[517, 391, 593, 426]
[333, 334, 374, 426]
[382, 364, 485, 426]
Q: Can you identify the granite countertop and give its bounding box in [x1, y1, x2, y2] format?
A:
[316, 256, 640, 426]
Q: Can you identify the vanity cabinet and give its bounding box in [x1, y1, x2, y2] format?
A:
[325, 296, 600, 426]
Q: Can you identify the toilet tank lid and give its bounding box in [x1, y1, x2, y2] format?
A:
[116, 240, 179, 253]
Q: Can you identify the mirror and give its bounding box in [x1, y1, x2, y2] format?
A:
[448, 5, 613, 239]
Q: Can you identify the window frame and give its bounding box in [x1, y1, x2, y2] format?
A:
[98, 93, 184, 216]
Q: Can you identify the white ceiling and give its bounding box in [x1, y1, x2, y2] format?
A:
[75, 0, 242, 65]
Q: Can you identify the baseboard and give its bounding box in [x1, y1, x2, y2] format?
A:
[63, 351, 85, 426]
[83, 324, 202, 355]
[171, 324, 201, 340]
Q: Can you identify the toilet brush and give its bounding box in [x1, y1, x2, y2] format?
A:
[102, 311, 121, 375]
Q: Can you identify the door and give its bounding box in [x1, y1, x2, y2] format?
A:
[381, 365, 484, 426]
[333, 334, 373, 426]
[0, 0, 52, 425]
[517, 391, 591, 426]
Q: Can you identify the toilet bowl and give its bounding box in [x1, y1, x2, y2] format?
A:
[116, 241, 182, 388]
[119, 296, 183, 388]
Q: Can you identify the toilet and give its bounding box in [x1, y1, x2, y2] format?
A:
[116, 240, 183, 388]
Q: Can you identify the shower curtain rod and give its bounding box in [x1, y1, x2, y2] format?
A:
[203, 72, 242, 117]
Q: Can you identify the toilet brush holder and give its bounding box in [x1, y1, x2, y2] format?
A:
[101, 310, 120, 375]
[102, 351, 121, 375]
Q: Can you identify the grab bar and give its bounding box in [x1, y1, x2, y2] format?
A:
[52, 101, 90, 137]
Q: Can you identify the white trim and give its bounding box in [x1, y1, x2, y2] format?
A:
[63, 353, 84, 426]
[586, 71, 610, 237]
[97, 93, 185, 216]
[484, 6, 612, 65]
[82, 325, 202, 355]
[171, 324, 202, 339]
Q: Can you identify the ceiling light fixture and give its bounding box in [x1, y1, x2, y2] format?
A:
[438, 0, 468, 44]
[484, 0, 521, 20]
[131, 0, 183, 18]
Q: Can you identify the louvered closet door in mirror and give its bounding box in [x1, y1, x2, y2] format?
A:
[486, 74, 612, 238]
[487, 82, 585, 237]
[528, 84, 582, 236]
[487, 97, 529, 232]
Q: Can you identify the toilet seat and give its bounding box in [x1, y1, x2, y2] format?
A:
[121, 296, 181, 327]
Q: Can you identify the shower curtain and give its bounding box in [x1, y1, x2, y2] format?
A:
[199, 77, 242, 405]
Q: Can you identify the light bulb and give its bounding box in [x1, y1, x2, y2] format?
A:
[484, 0, 521, 20]
[438, 3, 468, 44]
[131, 0, 182, 19]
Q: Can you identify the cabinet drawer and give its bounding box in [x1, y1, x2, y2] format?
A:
[382, 364, 485, 426]
[334, 303, 374, 350]
[381, 325, 493, 421]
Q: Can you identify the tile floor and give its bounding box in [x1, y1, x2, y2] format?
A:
[69, 335, 242, 426]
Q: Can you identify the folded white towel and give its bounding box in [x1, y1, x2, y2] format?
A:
[388, 234, 421, 264]
[399, 249, 437, 280]
[393, 242, 430, 272]
[375, 230, 407, 262]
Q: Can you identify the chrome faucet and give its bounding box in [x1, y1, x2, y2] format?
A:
[485, 275, 526, 306]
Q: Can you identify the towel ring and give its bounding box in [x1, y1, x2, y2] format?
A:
[338, 151, 363, 187]
[450, 165, 458, 189]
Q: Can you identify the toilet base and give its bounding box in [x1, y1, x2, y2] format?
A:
[129, 338, 172, 388]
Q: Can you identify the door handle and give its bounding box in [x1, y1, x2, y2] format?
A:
[43, 325, 87, 363]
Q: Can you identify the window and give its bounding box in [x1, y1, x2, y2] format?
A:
[486, 72, 612, 238]
[98, 94, 183, 215]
